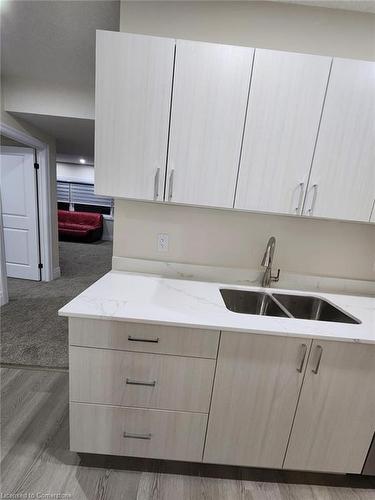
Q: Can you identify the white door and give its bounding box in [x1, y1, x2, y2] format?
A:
[95, 31, 175, 201]
[0, 147, 40, 281]
[303, 58, 375, 221]
[166, 40, 253, 208]
[235, 49, 331, 215]
[284, 340, 375, 474]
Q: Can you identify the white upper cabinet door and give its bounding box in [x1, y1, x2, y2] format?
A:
[303, 58, 375, 221]
[235, 49, 331, 215]
[95, 31, 175, 200]
[166, 40, 253, 208]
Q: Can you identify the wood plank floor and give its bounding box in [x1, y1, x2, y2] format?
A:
[1, 367, 374, 500]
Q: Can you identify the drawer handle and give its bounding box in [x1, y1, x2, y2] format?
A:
[126, 378, 156, 387]
[128, 335, 160, 343]
[312, 345, 323, 374]
[123, 432, 152, 440]
[296, 343, 308, 373]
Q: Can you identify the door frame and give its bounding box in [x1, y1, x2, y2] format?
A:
[0, 122, 55, 282]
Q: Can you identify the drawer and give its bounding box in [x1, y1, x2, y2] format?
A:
[70, 402, 207, 462]
[69, 318, 219, 358]
[70, 346, 215, 412]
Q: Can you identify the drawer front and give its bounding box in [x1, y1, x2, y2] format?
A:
[69, 318, 219, 358]
[70, 346, 215, 412]
[70, 402, 207, 462]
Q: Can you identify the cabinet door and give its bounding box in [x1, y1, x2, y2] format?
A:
[303, 58, 375, 221]
[204, 332, 311, 468]
[235, 49, 331, 215]
[95, 31, 174, 200]
[166, 40, 253, 208]
[284, 340, 375, 474]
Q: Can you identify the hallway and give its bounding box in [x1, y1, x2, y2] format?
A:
[1, 241, 112, 368]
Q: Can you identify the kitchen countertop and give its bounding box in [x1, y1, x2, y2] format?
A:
[58, 270, 375, 344]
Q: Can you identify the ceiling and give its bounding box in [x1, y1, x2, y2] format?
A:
[1, 0, 119, 159]
[11, 112, 95, 161]
[1, 0, 120, 87]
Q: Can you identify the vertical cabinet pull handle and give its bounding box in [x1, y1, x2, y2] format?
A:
[296, 343, 308, 373]
[312, 345, 323, 374]
[128, 335, 160, 343]
[295, 182, 305, 214]
[307, 184, 318, 216]
[125, 378, 156, 387]
[168, 169, 174, 201]
[123, 432, 152, 440]
[154, 168, 160, 200]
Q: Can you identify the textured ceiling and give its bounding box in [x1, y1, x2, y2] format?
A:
[1, 0, 120, 87]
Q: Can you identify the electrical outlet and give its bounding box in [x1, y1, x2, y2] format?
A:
[157, 233, 169, 252]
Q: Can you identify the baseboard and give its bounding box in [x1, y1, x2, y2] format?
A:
[0, 291, 9, 307]
[53, 266, 61, 279]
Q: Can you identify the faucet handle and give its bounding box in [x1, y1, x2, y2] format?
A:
[271, 269, 280, 282]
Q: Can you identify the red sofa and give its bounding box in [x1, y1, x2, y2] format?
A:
[58, 210, 103, 242]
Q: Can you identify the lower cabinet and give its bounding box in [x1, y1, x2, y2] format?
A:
[70, 403, 207, 462]
[203, 332, 311, 468]
[68, 319, 375, 473]
[284, 340, 375, 474]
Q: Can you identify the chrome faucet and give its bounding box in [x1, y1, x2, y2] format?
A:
[261, 236, 280, 288]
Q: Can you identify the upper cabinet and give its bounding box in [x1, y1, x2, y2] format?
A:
[95, 31, 175, 200]
[166, 40, 253, 207]
[94, 31, 375, 222]
[302, 58, 375, 222]
[235, 50, 331, 215]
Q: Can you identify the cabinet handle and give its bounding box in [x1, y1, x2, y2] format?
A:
[168, 169, 174, 201]
[311, 345, 323, 374]
[154, 168, 160, 200]
[307, 184, 318, 216]
[295, 182, 305, 214]
[126, 378, 156, 387]
[296, 343, 308, 373]
[128, 335, 160, 343]
[123, 432, 152, 440]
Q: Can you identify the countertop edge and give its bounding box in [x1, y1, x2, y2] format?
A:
[59, 310, 374, 345]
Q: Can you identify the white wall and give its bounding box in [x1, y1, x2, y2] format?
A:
[120, 1, 375, 60]
[114, 201, 375, 281]
[57, 163, 95, 184]
[113, 1, 375, 283]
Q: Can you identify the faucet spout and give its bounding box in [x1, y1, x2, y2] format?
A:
[261, 236, 280, 288]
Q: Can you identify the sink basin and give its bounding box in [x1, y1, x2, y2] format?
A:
[220, 289, 289, 317]
[272, 293, 360, 324]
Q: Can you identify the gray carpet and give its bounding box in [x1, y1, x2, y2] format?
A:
[1, 240, 113, 368]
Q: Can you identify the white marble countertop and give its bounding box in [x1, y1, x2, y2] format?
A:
[58, 270, 375, 344]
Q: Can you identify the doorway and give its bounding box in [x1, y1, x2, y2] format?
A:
[0, 145, 42, 281]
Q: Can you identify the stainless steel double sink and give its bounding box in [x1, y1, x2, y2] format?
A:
[220, 289, 360, 324]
